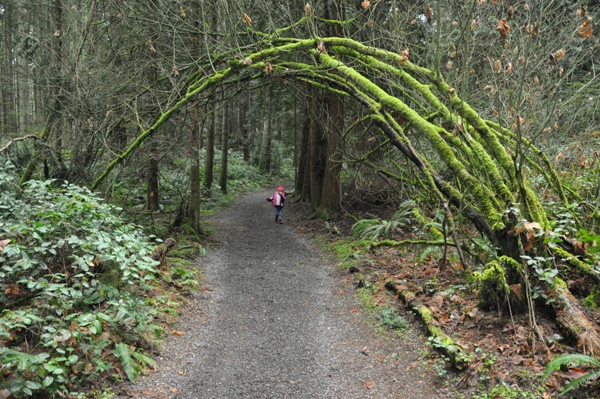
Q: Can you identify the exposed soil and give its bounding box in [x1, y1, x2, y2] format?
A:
[113, 188, 453, 399]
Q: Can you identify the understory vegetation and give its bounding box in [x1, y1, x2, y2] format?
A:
[314, 148, 600, 398]
[0, 155, 290, 397]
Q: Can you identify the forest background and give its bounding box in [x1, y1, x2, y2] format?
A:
[1, 0, 600, 398]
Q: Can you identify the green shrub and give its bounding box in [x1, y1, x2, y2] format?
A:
[0, 169, 161, 397]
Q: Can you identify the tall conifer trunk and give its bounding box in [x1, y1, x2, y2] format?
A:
[219, 91, 229, 193]
[319, 92, 344, 214]
[189, 0, 201, 232]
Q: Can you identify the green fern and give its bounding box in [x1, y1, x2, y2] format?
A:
[113, 343, 136, 383]
[351, 219, 382, 238]
[543, 353, 600, 395]
[417, 245, 441, 263]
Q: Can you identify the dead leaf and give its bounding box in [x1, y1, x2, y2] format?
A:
[510, 284, 522, 301]
[425, 5, 433, 21]
[265, 62, 273, 75]
[493, 59, 503, 73]
[497, 344, 511, 353]
[364, 380, 376, 389]
[431, 295, 444, 308]
[497, 18, 511, 40]
[551, 48, 566, 62]
[563, 368, 590, 380]
[172, 330, 186, 336]
[304, 3, 312, 16]
[243, 13, 252, 26]
[399, 48, 409, 63]
[141, 391, 160, 398]
[4, 283, 20, 297]
[423, 267, 439, 276]
[0, 239, 10, 253]
[317, 39, 327, 54]
[575, 18, 593, 39]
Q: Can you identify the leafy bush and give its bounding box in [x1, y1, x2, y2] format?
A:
[0, 169, 161, 397]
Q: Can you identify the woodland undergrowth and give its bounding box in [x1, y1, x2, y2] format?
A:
[312, 161, 600, 399]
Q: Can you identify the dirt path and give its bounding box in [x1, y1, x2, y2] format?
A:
[116, 188, 451, 399]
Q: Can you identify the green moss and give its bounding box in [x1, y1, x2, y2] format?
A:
[582, 284, 600, 308]
[552, 276, 568, 290]
[498, 255, 522, 274]
[553, 246, 597, 280]
[165, 257, 194, 267]
[327, 238, 371, 262]
[474, 260, 510, 309]
[420, 306, 434, 323]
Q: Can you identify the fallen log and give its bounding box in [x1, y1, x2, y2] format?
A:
[385, 280, 472, 370]
[545, 277, 600, 356]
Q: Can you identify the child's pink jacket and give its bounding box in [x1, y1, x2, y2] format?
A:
[271, 192, 285, 206]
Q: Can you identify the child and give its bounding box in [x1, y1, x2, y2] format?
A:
[267, 185, 286, 224]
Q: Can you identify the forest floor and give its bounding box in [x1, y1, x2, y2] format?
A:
[112, 187, 598, 399]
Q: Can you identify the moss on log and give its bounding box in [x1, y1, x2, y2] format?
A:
[385, 281, 472, 370]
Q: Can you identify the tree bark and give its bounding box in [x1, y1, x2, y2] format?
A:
[308, 91, 326, 210]
[240, 92, 250, 162]
[146, 140, 160, 211]
[319, 92, 344, 214]
[204, 100, 215, 192]
[258, 86, 272, 172]
[298, 98, 311, 202]
[2, 0, 16, 137]
[219, 92, 229, 193]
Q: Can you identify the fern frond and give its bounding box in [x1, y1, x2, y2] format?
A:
[113, 342, 136, 383]
[543, 353, 600, 381]
[351, 219, 381, 237]
[562, 369, 600, 394]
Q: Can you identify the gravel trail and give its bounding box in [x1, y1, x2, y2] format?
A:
[116, 188, 451, 399]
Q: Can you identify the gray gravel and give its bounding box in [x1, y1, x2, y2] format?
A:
[115, 188, 451, 399]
